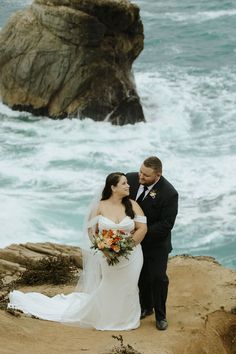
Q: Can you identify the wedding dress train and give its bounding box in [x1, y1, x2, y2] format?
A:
[8, 215, 145, 330]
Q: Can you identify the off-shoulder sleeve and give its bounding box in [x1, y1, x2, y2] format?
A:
[134, 215, 147, 223]
[87, 215, 99, 228]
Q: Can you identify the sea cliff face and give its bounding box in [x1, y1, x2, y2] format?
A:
[0, 243, 235, 354]
[0, 0, 145, 124]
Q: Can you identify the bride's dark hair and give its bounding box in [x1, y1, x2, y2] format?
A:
[101, 172, 135, 219]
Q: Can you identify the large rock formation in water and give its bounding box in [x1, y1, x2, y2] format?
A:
[0, 0, 145, 125]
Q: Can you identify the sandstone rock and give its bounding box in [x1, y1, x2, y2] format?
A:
[0, 242, 82, 282]
[0, 259, 25, 274]
[0, 250, 235, 354]
[0, 0, 145, 124]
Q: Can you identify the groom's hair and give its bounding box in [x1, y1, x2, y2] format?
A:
[143, 156, 162, 173]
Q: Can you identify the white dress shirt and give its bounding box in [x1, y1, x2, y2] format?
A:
[135, 182, 157, 201]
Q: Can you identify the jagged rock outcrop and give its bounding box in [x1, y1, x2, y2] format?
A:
[0, 242, 82, 282]
[0, 0, 145, 125]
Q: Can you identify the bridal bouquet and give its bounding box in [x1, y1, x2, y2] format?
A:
[91, 229, 135, 266]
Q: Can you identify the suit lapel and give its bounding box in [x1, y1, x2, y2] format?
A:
[142, 176, 163, 202]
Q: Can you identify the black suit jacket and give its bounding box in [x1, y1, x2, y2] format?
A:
[126, 173, 178, 254]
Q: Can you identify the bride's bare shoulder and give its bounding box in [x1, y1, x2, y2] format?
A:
[90, 201, 105, 217]
[98, 200, 108, 213]
[99, 200, 107, 207]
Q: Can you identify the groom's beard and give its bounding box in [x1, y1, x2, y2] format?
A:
[139, 180, 152, 186]
[139, 176, 160, 186]
[139, 177, 154, 186]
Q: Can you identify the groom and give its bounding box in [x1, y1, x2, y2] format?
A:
[127, 156, 178, 330]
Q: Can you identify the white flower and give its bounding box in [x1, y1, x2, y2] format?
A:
[149, 189, 157, 199]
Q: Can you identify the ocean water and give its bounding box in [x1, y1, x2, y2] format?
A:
[0, 0, 235, 269]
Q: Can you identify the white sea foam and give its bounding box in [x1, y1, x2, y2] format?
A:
[3, 0, 32, 5]
[158, 9, 236, 24]
[0, 113, 235, 254]
[0, 102, 22, 117]
[0, 193, 40, 248]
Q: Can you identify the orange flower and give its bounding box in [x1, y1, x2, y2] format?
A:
[108, 229, 114, 238]
[103, 232, 110, 239]
[111, 244, 120, 252]
[102, 230, 108, 237]
[98, 241, 105, 250]
[105, 238, 113, 247]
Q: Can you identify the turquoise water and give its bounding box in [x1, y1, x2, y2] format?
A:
[0, 0, 235, 269]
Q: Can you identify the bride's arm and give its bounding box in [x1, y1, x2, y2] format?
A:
[87, 203, 101, 241]
[130, 200, 147, 245]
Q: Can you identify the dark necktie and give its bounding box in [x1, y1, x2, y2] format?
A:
[136, 185, 148, 203]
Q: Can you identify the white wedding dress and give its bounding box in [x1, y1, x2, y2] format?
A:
[8, 215, 145, 331]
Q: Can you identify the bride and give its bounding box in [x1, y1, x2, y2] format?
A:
[8, 172, 147, 331]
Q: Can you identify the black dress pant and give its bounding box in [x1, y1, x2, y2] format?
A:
[138, 249, 169, 321]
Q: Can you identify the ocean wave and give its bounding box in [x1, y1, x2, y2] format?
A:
[136, 67, 236, 139]
[0, 0, 235, 268]
[2, 0, 32, 5]
[161, 9, 236, 23]
[0, 102, 22, 117]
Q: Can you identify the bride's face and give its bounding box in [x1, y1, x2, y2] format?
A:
[112, 175, 130, 197]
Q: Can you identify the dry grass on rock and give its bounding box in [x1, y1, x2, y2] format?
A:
[17, 254, 78, 286]
[103, 335, 143, 354]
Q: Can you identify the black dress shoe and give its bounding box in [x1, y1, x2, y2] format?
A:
[156, 319, 168, 330]
[140, 309, 154, 319]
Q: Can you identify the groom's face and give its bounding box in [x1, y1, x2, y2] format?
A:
[139, 164, 161, 186]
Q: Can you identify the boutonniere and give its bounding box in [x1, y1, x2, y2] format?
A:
[149, 189, 158, 199]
